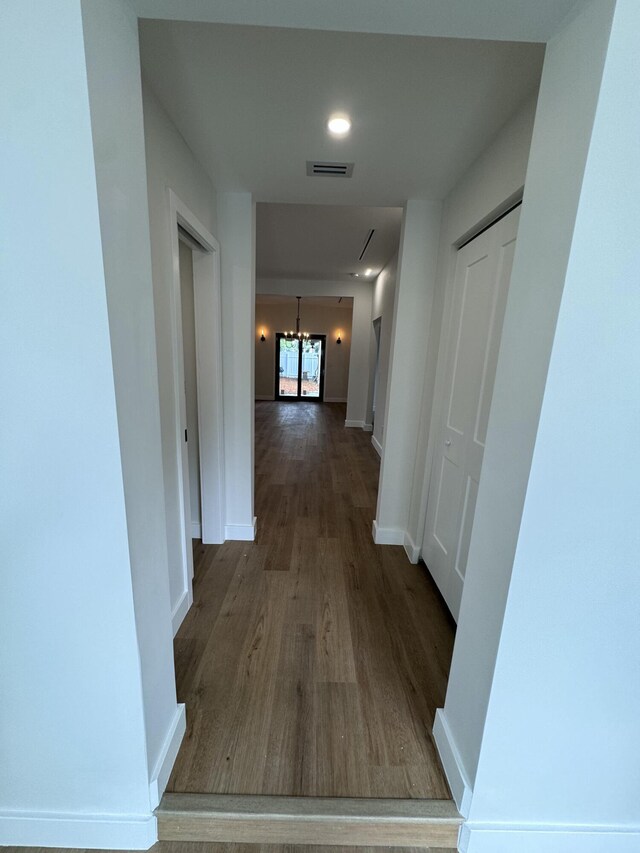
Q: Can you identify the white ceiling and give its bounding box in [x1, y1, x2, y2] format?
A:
[257, 204, 401, 280]
[133, 0, 585, 43]
[139, 22, 544, 205]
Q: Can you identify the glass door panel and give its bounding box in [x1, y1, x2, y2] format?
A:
[278, 337, 300, 397]
[301, 338, 322, 398]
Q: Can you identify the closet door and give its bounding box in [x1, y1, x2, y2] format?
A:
[422, 206, 520, 620]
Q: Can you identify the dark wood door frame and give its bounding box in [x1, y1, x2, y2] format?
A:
[275, 333, 326, 402]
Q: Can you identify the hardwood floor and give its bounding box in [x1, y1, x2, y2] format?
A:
[168, 402, 455, 799]
[21, 843, 455, 853]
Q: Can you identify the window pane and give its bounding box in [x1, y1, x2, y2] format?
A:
[279, 338, 299, 396]
[301, 339, 321, 398]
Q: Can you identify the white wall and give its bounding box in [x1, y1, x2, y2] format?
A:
[219, 192, 256, 540]
[374, 200, 442, 546]
[461, 1, 640, 849]
[143, 81, 218, 604]
[436, 0, 621, 837]
[406, 93, 538, 554]
[370, 254, 397, 449]
[81, 0, 181, 800]
[0, 2, 156, 845]
[179, 241, 202, 530]
[257, 278, 375, 427]
[255, 302, 353, 400]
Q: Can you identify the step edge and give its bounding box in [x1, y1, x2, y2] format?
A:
[158, 810, 462, 824]
[158, 793, 460, 818]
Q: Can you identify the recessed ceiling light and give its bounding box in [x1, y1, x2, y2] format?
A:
[365, 268, 374, 276]
[327, 113, 351, 137]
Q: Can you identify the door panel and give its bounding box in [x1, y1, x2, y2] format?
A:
[278, 337, 300, 397]
[422, 206, 520, 620]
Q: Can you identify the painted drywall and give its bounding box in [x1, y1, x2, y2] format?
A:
[257, 278, 375, 426]
[255, 302, 353, 400]
[370, 254, 397, 449]
[143, 81, 218, 603]
[463, 1, 640, 848]
[219, 192, 256, 539]
[0, 1, 154, 844]
[440, 0, 617, 821]
[406, 93, 538, 554]
[179, 241, 202, 529]
[132, 0, 584, 43]
[374, 201, 442, 543]
[81, 0, 180, 796]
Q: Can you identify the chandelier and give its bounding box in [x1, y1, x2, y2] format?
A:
[284, 296, 310, 342]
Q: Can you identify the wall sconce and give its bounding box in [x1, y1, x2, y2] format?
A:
[260, 329, 266, 342]
[336, 332, 342, 345]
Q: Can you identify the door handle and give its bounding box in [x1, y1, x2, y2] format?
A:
[445, 439, 451, 447]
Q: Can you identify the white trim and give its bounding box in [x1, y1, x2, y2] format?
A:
[324, 396, 348, 403]
[403, 530, 420, 563]
[149, 704, 187, 809]
[345, 419, 373, 431]
[225, 516, 257, 541]
[372, 520, 404, 545]
[0, 810, 156, 850]
[191, 520, 202, 539]
[171, 587, 192, 636]
[362, 422, 373, 432]
[168, 189, 226, 643]
[255, 395, 274, 401]
[459, 823, 640, 853]
[433, 709, 473, 818]
[371, 434, 383, 457]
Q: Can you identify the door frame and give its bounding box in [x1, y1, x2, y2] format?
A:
[168, 189, 226, 634]
[274, 333, 326, 402]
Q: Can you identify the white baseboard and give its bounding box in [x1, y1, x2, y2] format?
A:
[324, 396, 347, 403]
[403, 531, 420, 564]
[372, 519, 405, 545]
[191, 520, 202, 539]
[371, 434, 383, 457]
[171, 587, 193, 637]
[460, 823, 640, 853]
[345, 419, 373, 431]
[225, 516, 257, 541]
[255, 395, 274, 401]
[0, 810, 156, 850]
[433, 709, 473, 818]
[149, 704, 187, 809]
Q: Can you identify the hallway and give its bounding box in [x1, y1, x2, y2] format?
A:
[167, 402, 454, 799]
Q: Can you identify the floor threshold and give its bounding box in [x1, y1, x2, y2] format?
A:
[156, 792, 462, 848]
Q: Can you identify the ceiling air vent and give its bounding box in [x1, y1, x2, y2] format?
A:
[306, 160, 354, 178]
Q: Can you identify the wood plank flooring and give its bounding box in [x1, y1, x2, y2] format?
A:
[168, 402, 455, 799]
[157, 793, 462, 847]
[20, 843, 456, 853]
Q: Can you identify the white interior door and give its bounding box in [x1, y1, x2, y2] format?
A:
[422, 206, 520, 620]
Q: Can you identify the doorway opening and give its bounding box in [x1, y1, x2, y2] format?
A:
[276, 334, 326, 401]
[167, 190, 225, 634]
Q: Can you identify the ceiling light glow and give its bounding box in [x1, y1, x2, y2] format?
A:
[327, 114, 351, 137]
[365, 269, 373, 276]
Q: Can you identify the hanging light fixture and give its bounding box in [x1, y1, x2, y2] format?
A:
[284, 296, 310, 343]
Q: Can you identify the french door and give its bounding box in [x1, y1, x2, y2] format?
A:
[275, 334, 326, 401]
